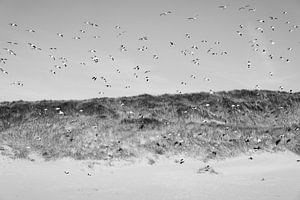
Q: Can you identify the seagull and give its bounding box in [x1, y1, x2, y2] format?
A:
[28, 43, 42, 50]
[220, 51, 228, 55]
[73, 36, 81, 40]
[50, 70, 56, 74]
[79, 29, 86, 33]
[153, 55, 159, 59]
[117, 31, 126, 37]
[255, 27, 264, 33]
[219, 5, 229, 10]
[0, 58, 8, 64]
[257, 19, 265, 23]
[54, 65, 61, 69]
[139, 36, 148, 41]
[92, 76, 97, 81]
[0, 67, 8, 74]
[204, 77, 211, 81]
[170, 41, 175, 47]
[185, 33, 191, 38]
[137, 45, 148, 52]
[7, 41, 18, 45]
[160, 11, 172, 16]
[50, 47, 57, 50]
[115, 25, 121, 29]
[109, 55, 115, 61]
[93, 35, 101, 39]
[88, 49, 96, 53]
[247, 61, 251, 68]
[49, 55, 56, 60]
[26, 29, 36, 33]
[57, 33, 64, 37]
[237, 31, 243, 36]
[120, 45, 127, 52]
[9, 23, 17, 27]
[91, 55, 99, 63]
[269, 16, 278, 20]
[133, 66, 140, 70]
[187, 14, 199, 21]
[11, 81, 23, 86]
[270, 26, 275, 31]
[3, 48, 16, 56]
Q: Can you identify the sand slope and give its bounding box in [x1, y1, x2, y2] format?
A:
[0, 151, 299, 200]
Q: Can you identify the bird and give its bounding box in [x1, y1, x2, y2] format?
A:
[26, 29, 36, 33]
[7, 41, 18, 45]
[109, 55, 115, 61]
[237, 31, 243, 36]
[57, 33, 64, 37]
[187, 14, 199, 21]
[257, 19, 265, 23]
[0, 67, 8, 74]
[270, 26, 275, 31]
[160, 11, 172, 16]
[218, 5, 229, 10]
[138, 36, 148, 41]
[11, 81, 24, 86]
[9, 23, 17, 27]
[170, 41, 175, 47]
[120, 45, 127, 52]
[133, 66, 140, 70]
[0, 58, 8, 64]
[3, 48, 16, 56]
[49, 55, 56, 60]
[185, 33, 191, 39]
[153, 55, 159, 59]
[92, 76, 97, 81]
[91, 55, 99, 63]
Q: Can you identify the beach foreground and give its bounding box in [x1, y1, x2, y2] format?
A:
[0, 151, 299, 200]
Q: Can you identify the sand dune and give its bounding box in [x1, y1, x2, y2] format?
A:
[0, 151, 299, 200]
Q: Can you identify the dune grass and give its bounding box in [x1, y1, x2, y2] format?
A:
[0, 89, 299, 162]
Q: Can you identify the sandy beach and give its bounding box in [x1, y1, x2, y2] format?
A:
[0, 151, 299, 200]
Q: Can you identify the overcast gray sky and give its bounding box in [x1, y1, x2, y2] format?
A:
[0, 0, 299, 101]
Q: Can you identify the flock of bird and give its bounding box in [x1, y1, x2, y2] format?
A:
[0, 3, 299, 97]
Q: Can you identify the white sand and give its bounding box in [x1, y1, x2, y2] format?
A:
[0, 151, 299, 200]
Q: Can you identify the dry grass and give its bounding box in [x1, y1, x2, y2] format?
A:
[0, 90, 300, 161]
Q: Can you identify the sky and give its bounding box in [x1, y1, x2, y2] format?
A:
[0, 0, 299, 101]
